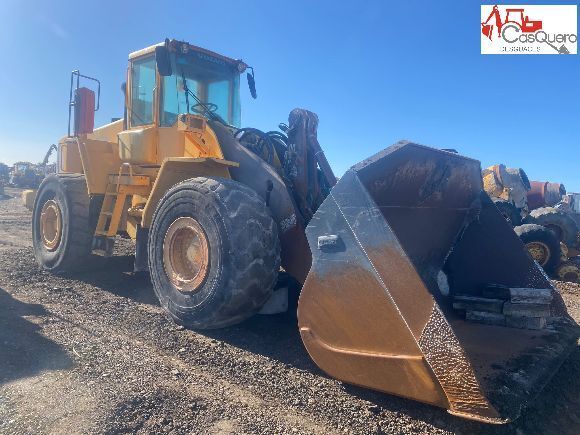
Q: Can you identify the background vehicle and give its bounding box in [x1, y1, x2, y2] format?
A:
[8, 145, 57, 191]
[9, 161, 43, 188]
[31, 39, 578, 424]
[0, 162, 9, 184]
[0, 163, 8, 196]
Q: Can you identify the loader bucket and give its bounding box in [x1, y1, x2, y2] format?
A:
[298, 141, 579, 423]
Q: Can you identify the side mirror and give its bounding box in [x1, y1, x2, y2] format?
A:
[247, 68, 257, 99]
[155, 46, 172, 77]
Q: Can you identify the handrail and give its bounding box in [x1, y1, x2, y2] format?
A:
[68, 70, 101, 137]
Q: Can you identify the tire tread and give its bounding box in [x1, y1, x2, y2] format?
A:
[149, 177, 280, 329]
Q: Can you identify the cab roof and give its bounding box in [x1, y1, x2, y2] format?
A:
[128, 39, 246, 71]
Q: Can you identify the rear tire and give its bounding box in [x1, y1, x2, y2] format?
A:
[492, 198, 521, 226]
[148, 177, 280, 329]
[514, 224, 560, 273]
[525, 207, 578, 246]
[32, 174, 103, 273]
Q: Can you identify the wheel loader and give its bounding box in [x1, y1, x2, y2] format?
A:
[32, 39, 578, 424]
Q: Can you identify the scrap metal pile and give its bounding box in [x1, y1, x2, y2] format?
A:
[483, 164, 580, 283]
[454, 286, 553, 330]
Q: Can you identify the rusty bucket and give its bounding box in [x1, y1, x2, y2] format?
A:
[298, 141, 578, 423]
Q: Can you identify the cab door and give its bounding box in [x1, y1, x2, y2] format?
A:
[119, 55, 159, 164]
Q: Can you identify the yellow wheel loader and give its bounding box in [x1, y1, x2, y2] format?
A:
[32, 39, 578, 423]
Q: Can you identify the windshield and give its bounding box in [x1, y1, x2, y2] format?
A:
[160, 51, 241, 127]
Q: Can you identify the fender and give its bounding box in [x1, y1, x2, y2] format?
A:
[210, 121, 312, 283]
[141, 157, 238, 228]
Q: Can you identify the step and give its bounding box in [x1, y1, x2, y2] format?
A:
[91, 235, 116, 257]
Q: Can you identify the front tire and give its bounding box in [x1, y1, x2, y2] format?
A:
[148, 177, 280, 329]
[32, 174, 102, 273]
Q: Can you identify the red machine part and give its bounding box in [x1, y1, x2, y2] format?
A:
[74, 87, 96, 135]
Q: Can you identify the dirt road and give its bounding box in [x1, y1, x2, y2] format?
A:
[0, 187, 578, 434]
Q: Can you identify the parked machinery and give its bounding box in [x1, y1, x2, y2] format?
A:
[0, 162, 9, 184]
[482, 164, 531, 225]
[483, 164, 580, 282]
[9, 162, 43, 188]
[31, 39, 578, 423]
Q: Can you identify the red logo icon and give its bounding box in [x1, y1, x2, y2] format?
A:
[482, 5, 543, 40]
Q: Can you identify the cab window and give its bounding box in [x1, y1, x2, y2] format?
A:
[130, 57, 156, 127]
[160, 52, 240, 127]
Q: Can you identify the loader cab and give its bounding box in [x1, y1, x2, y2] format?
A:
[127, 40, 245, 130]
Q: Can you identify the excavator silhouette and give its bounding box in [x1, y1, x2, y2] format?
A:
[482, 5, 542, 40]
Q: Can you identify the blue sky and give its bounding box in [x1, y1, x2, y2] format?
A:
[0, 0, 578, 190]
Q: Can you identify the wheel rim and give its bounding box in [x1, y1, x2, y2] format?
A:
[526, 241, 550, 266]
[40, 199, 62, 251]
[163, 217, 210, 293]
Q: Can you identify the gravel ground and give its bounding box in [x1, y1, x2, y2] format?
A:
[0, 186, 578, 434]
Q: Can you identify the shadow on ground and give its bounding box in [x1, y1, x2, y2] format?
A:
[0, 287, 72, 385]
[76, 253, 316, 370]
[71, 254, 159, 306]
